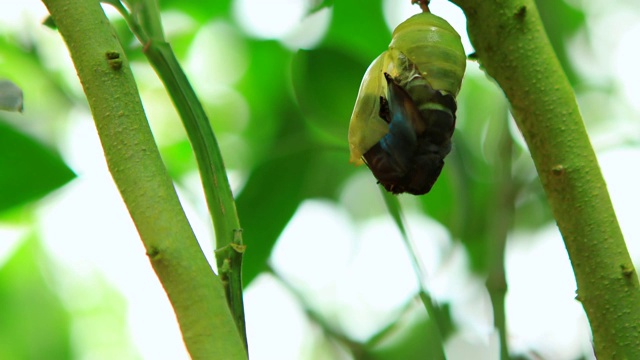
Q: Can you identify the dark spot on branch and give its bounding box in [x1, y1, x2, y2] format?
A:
[105, 51, 120, 60]
[515, 6, 526, 20]
[106, 51, 123, 70]
[108, 59, 123, 70]
[621, 264, 635, 279]
[551, 165, 565, 176]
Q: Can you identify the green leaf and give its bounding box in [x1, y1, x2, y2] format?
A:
[161, 0, 232, 23]
[0, 237, 72, 360]
[238, 107, 354, 286]
[160, 139, 197, 179]
[0, 37, 74, 116]
[292, 47, 369, 145]
[237, 40, 292, 164]
[236, 140, 310, 286]
[235, 40, 302, 286]
[420, 70, 512, 272]
[535, 0, 586, 85]
[321, 0, 389, 63]
[512, 179, 553, 230]
[0, 120, 75, 213]
[365, 304, 454, 360]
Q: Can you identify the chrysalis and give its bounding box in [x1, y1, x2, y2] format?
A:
[348, 12, 466, 195]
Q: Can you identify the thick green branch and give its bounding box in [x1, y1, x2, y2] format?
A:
[41, 0, 246, 358]
[450, 0, 640, 358]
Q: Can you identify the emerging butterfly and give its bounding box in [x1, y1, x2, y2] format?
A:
[348, 12, 466, 195]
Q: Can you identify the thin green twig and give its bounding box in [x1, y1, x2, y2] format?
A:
[380, 190, 447, 360]
[484, 103, 516, 360]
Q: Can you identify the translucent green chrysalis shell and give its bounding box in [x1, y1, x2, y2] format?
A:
[347, 12, 466, 195]
[348, 12, 466, 165]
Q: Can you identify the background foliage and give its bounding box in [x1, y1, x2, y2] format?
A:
[1, 0, 639, 359]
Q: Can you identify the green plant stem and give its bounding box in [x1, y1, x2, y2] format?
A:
[381, 190, 447, 360]
[41, 0, 246, 358]
[484, 104, 516, 360]
[142, 41, 247, 348]
[449, 0, 640, 357]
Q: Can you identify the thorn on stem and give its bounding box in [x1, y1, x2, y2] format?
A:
[105, 51, 120, 60]
[147, 246, 161, 260]
[551, 165, 565, 176]
[621, 264, 635, 279]
[108, 59, 123, 70]
[106, 51, 123, 70]
[515, 6, 527, 20]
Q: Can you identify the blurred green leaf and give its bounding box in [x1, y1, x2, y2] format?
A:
[235, 39, 300, 286]
[0, 237, 72, 360]
[0, 120, 75, 213]
[443, 135, 495, 271]
[421, 70, 513, 272]
[365, 303, 454, 360]
[160, 0, 232, 23]
[236, 128, 311, 286]
[0, 37, 75, 116]
[160, 139, 197, 179]
[322, 0, 389, 63]
[512, 179, 553, 230]
[238, 111, 354, 286]
[535, 0, 586, 85]
[237, 40, 292, 163]
[292, 47, 369, 145]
